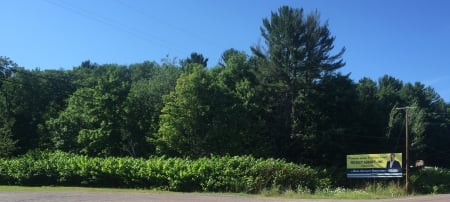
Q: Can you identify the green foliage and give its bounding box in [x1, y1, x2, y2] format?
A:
[156, 65, 213, 156]
[47, 65, 132, 156]
[0, 151, 323, 193]
[181, 52, 208, 70]
[410, 167, 450, 194]
[124, 63, 180, 157]
[261, 182, 406, 199]
[251, 6, 350, 163]
[0, 118, 17, 157]
[156, 51, 270, 158]
[0, 6, 450, 190]
[0, 56, 17, 82]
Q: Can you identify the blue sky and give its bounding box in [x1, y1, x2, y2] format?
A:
[2, 0, 450, 101]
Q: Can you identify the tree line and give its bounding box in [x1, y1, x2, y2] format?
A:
[1, 6, 449, 172]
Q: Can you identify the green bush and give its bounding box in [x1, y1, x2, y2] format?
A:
[0, 151, 325, 193]
[410, 167, 450, 194]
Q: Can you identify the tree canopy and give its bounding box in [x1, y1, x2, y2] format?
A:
[1, 6, 449, 178]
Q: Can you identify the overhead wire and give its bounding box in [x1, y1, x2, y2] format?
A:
[43, 0, 189, 60]
[115, 0, 200, 41]
[114, 0, 224, 58]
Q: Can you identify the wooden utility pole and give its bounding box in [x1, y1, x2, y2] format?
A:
[396, 106, 415, 194]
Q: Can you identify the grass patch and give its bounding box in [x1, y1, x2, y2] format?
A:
[261, 181, 409, 199]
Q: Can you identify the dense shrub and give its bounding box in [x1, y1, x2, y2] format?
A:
[0, 151, 326, 193]
[410, 167, 450, 194]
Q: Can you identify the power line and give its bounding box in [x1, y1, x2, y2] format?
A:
[43, 0, 188, 59]
[114, 0, 224, 57]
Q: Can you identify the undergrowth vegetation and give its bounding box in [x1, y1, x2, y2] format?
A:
[410, 167, 450, 194]
[260, 181, 408, 199]
[0, 151, 328, 193]
[1, 151, 448, 197]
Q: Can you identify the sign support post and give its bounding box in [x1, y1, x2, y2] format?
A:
[396, 106, 415, 194]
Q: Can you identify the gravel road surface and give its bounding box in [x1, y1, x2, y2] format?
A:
[1, 191, 449, 202]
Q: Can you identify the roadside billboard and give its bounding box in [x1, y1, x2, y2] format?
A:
[346, 153, 403, 178]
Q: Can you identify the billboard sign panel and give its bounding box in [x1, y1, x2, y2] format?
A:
[346, 153, 403, 178]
